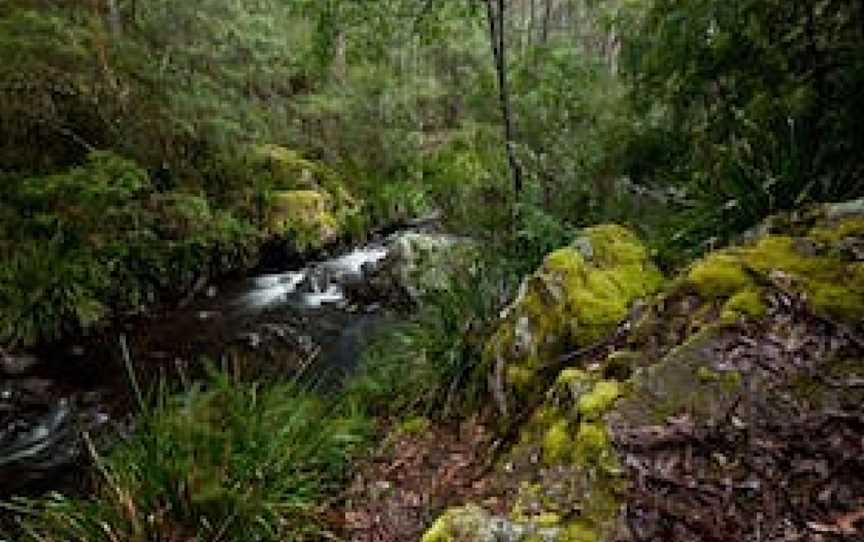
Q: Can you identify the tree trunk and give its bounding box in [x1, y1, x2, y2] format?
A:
[542, 0, 551, 43]
[607, 25, 620, 76]
[106, 0, 122, 37]
[333, 30, 347, 82]
[486, 0, 523, 195]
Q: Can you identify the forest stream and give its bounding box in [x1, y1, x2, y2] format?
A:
[0, 228, 424, 499]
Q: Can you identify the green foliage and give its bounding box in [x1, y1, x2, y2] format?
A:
[357, 173, 432, 229]
[422, 124, 511, 236]
[5, 374, 370, 541]
[627, 0, 864, 248]
[0, 153, 259, 347]
[0, 240, 108, 346]
[346, 254, 520, 419]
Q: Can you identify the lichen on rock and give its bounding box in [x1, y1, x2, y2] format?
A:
[421, 504, 561, 542]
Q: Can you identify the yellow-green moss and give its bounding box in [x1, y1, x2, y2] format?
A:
[809, 284, 864, 321]
[557, 368, 590, 386]
[485, 225, 663, 416]
[420, 505, 485, 542]
[398, 416, 430, 436]
[535, 512, 562, 527]
[688, 253, 754, 298]
[721, 289, 767, 320]
[562, 522, 600, 542]
[542, 418, 573, 465]
[420, 513, 456, 542]
[809, 217, 864, 243]
[687, 230, 864, 323]
[251, 144, 328, 191]
[577, 381, 621, 420]
[573, 422, 617, 472]
[581, 224, 650, 266]
[545, 246, 588, 275]
[508, 365, 539, 390]
[267, 189, 339, 249]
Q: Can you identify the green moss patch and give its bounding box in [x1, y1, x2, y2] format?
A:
[267, 189, 340, 249]
[485, 224, 663, 415]
[686, 218, 864, 323]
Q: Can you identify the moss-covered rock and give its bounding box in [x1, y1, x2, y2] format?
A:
[421, 200, 864, 542]
[421, 368, 628, 542]
[267, 190, 340, 250]
[251, 145, 363, 247]
[421, 504, 561, 542]
[485, 225, 663, 417]
[611, 325, 744, 427]
[687, 202, 864, 323]
[250, 144, 326, 191]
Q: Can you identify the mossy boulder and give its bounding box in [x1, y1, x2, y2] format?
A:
[266, 190, 340, 250]
[421, 504, 558, 542]
[421, 200, 864, 542]
[251, 145, 363, 245]
[485, 225, 663, 417]
[422, 369, 629, 542]
[250, 144, 326, 191]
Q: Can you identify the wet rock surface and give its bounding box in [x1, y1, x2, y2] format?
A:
[345, 232, 476, 309]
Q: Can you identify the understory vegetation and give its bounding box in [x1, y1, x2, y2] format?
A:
[2, 0, 864, 540]
[5, 374, 369, 541]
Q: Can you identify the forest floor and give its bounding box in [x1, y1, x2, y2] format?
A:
[340, 416, 500, 541]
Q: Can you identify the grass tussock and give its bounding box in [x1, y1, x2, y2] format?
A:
[3, 373, 370, 542]
[346, 255, 519, 420]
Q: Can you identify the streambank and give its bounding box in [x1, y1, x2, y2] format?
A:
[0, 224, 453, 499]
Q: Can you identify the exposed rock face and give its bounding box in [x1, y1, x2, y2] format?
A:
[422, 201, 864, 542]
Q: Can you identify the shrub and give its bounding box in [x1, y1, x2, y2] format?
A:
[346, 253, 519, 419]
[0, 152, 260, 346]
[0, 240, 108, 347]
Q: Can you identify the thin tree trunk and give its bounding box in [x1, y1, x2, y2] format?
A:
[106, 0, 122, 37]
[607, 25, 620, 76]
[486, 0, 523, 195]
[542, 0, 551, 43]
[333, 31, 347, 82]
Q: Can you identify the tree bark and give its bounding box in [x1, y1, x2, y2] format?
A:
[486, 0, 523, 195]
[542, 0, 551, 43]
[106, 0, 122, 37]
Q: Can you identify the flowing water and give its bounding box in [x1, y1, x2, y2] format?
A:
[0, 233, 405, 497]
